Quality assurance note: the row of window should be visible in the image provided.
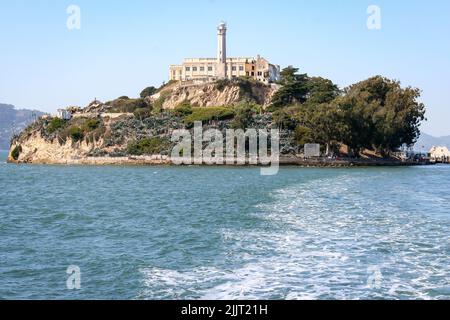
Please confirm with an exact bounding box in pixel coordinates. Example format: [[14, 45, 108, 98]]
[[175, 70, 269, 78], [185, 66, 214, 72], [185, 66, 246, 72]]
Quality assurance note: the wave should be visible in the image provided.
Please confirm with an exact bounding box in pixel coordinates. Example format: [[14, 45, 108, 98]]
[[137, 173, 449, 300]]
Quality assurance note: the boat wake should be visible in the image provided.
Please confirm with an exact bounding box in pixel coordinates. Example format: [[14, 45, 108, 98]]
[[138, 172, 449, 300]]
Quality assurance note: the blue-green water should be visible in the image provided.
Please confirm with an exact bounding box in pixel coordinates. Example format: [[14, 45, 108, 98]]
[[0, 150, 449, 300]]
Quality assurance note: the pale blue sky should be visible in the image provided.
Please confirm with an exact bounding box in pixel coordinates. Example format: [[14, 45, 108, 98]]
[[0, 0, 449, 135]]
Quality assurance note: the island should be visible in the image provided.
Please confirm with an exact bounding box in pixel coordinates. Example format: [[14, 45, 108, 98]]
[[7, 68, 428, 167]]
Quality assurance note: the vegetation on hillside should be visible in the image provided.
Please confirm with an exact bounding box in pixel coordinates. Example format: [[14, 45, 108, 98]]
[[127, 137, 171, 156], [12, 69, 426, 159], [268, 67, 426, 156], [183, 107, 235, 127], [107, 98, 148, 113], [215, 77, 265, 104]]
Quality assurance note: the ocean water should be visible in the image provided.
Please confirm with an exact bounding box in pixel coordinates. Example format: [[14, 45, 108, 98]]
[[0, 150, 449, 300]]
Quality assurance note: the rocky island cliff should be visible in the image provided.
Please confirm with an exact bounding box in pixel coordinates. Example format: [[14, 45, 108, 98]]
[[8, 78, 280, 165], [8, 70, 428, 166]]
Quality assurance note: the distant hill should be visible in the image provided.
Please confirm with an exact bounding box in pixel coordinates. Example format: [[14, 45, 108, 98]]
[[0, 103, 45, 150], [414, 132, 450, 152]]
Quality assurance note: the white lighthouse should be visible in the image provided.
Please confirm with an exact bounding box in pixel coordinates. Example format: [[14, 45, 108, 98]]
[[216, 22, 227, 79]]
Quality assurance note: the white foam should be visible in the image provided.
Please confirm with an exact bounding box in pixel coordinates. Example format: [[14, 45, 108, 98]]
[[138, 173, 449, 300]]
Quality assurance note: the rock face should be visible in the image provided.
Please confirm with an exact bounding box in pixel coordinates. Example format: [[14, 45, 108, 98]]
[[152, 80, 278, 109], [8, 131, 104, 164], [7, 80, 285, 165]]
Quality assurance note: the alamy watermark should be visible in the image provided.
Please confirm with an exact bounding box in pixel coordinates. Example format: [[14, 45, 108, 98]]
[[66, 265, 81, 290], [171, 121, 280, 176], [66, 5, 81, 30], [367, 5, 381, 30], [367, 266, 383, 289]]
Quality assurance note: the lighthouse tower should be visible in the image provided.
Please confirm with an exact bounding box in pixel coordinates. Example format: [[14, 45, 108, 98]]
[[216, 22, 227, 79]]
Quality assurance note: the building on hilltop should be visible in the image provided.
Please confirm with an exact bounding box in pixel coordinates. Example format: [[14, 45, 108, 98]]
[[169, 22, 280, 85]]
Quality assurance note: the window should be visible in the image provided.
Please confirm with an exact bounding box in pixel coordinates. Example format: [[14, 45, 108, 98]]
[[251, 72, 255, 76], [192, 67, 197, 72], [185, 67, 191, 72], [257, 71, 262, 76], [232, 66, 237, 71], [208, 66, 213, 71], [200, 67, 205, 72], [239, 66, 244, 71]]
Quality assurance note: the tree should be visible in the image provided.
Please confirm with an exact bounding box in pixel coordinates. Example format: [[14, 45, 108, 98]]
[[140, 86, 157, 98], [271, 67, 309, 109], [272, 107, 299, 131], [306, 77, 341, 105], [338, 76, 426, 155], [294, 102, 346, 154]]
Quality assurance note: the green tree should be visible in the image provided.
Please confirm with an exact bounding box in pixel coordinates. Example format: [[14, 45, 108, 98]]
[[271, 66, 310, 109], [291, 102, 345, 154], [140, 86, 157, 98], [272, 107, 299, 131], [306, 77, 341, 104], [294, 126, 313, 146], [339, 76, 426, 155]]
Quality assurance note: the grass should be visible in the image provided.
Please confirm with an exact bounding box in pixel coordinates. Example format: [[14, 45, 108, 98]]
[[183, 107, 235, 126], [127, 137, 171, 155]]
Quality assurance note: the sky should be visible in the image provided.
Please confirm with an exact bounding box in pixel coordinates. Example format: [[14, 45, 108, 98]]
[[0, 0, 449, 136]]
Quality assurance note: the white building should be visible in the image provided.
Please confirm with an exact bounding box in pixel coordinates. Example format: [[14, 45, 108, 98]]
[[56, 109, 72, 120], [429, 146, 450, 163], [169, 23, 280, 84]]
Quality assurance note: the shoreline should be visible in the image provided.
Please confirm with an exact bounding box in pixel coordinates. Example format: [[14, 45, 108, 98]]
[[6, 155, 434, 167]]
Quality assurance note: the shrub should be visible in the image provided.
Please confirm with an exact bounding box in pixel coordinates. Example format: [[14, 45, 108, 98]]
[[183, 107, 235, 126], [118, 96, 129, 100], [109, 98, 148, 113], [11, 145, 22, 160], [215, 79, 231, 92], [230, 103, 257, 129], [127, 137, 171, 155], [134, 107, 153, 120], [153, 91, 170, 113], [69, 127, 84, 142], [140, 86, 157, 98], [83, 119, 100, 131], [47, 118, 65, 134], [173, 101, 193, 117]]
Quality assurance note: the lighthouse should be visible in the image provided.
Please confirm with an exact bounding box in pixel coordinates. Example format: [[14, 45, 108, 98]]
[[216, 22, 227, 79]]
